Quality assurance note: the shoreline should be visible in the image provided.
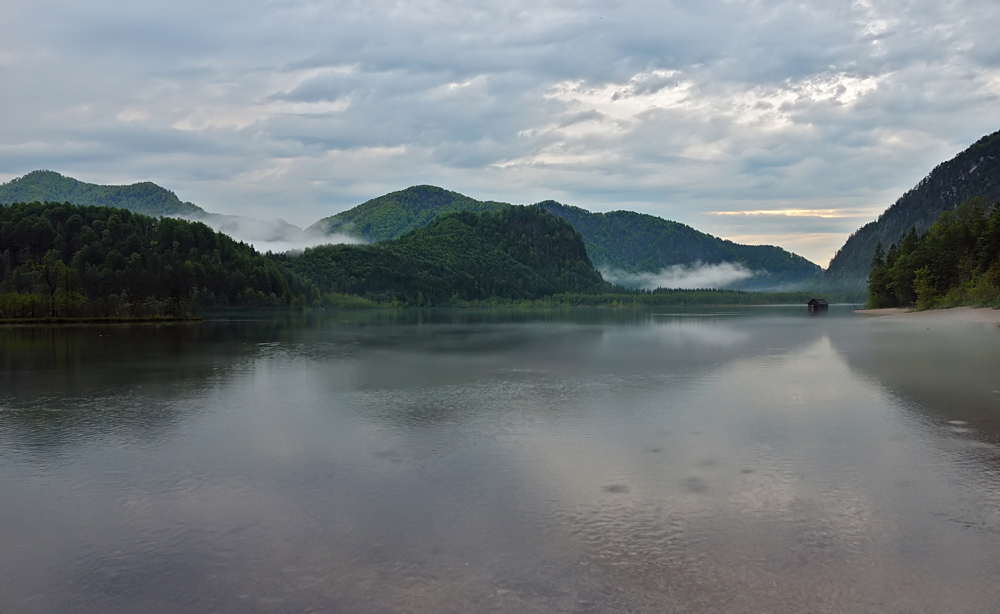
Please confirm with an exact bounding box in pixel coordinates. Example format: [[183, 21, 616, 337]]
[[854, 306, 1000, 324], [0, 316, 203, 326]]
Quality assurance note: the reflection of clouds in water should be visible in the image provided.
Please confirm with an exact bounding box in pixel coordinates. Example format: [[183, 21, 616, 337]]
[[648, 318, 752, 347], [601, 316, 753, 351], [509, 333, 884, 576], [8, 315, 1000, 612]]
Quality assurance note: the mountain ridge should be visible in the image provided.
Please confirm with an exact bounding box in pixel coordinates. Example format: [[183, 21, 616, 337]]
[[0, 170, 205, 217], [309, 185, 822, 289], [0, 170, 306, 246], [536, 200, 822, 290], [1, 170, 824, 290], [826, 129, 1000, 287], [304, 185, 508, 242]]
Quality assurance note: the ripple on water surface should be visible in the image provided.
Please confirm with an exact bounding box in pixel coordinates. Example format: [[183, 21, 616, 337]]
[[1, 310, 1000, 612]]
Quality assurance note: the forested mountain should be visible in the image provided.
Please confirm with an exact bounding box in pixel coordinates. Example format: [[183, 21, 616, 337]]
[[284, 206, 608, 305], [537, 201, 822, 289], [0, 171, 307, 245], [0, 171, 205, 217], [866, 196, 1000, 309], [827, 130, 1000, 288], [0, 201, 612, 317], [309, 186, 821, 289], [4, 172, 827, 292], [0, 202, 316, 318], [305, 185, 508, 242]]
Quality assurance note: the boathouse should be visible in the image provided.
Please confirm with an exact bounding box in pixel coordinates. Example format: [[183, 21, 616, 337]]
[[807, 298, 829, 312]]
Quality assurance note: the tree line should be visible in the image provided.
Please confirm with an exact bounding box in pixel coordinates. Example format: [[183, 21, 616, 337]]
[[0, 202, 317, 318], [2, 200, 854, 320], [866, 196, 1000, 309], [0, 202, 608, 317]]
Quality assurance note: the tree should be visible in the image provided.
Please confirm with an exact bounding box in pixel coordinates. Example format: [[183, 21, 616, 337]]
[[912, 266, 937, 310], [865, 242, 895, 308], [36, 249, 69, 316]]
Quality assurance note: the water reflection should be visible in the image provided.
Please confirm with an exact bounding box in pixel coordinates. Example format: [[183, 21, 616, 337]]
[[1, 307, 999, 612]]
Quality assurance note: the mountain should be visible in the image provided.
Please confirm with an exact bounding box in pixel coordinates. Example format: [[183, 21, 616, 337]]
[[309, 185, 822, 290], [0, 171, 307, 247], [826, 130, 1000, 288], [284, 206, 608, 305], [0, 170, 205, 217], [536, 201, 822, 290], [305, 185, 508, 242]]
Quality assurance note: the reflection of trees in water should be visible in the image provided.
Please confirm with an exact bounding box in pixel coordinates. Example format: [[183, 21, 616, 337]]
[[0, 320, 296, 453], [334, 314, 827, 431], [827, 322, 1000, 440], [0, 310, 834, 451]]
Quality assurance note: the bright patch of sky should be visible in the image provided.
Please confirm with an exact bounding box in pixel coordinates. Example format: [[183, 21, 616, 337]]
[[2, 0, 999, 266]]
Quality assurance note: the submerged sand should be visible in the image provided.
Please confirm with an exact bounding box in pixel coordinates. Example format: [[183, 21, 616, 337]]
[[855, 305, 1000, 324]]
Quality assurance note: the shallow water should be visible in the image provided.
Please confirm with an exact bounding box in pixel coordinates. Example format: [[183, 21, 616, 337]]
[[1, 306, 999, 613]]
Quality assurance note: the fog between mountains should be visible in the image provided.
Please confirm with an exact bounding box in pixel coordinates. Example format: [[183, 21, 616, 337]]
[[599, 262, 756, 290]]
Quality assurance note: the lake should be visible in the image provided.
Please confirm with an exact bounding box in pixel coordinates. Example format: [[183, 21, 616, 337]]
[[1, 306, 999, 613]]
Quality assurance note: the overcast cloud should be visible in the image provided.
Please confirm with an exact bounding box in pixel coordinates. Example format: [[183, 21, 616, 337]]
[[2, 0, 999, 265]]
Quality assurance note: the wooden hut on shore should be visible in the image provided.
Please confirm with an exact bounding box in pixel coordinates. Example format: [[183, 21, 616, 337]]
[[807, 298, 829, 312]]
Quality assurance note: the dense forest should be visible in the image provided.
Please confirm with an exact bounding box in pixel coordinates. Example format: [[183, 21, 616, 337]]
[[284, 206, 609, 306], [829, 130, 1000, 288], [0, 202, 613, 317], [0, 200, 839, 319], [866, 197, 1000, 309], [0, 202, 316, 318], [537, 201, 822, 289]]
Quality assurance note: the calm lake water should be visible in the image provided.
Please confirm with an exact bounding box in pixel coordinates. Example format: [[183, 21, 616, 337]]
[[2, 307, 999, 613]]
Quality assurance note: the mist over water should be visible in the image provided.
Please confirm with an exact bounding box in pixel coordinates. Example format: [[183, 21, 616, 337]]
[[600, 262, 755, 289], [1, 308, 999, 613]]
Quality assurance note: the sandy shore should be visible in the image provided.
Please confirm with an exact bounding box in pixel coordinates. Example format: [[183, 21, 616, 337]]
[[854, 305, 1000, 324]]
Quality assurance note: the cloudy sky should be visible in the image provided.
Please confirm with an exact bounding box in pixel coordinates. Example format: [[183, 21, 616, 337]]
[[2, 0, 999, 265]]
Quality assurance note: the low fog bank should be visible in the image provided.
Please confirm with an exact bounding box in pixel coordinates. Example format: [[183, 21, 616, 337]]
[[859, 306, 1000, 325], [179, 213, 366, 253], [244, 234, 366, 254], [600, 262, 756, 290]]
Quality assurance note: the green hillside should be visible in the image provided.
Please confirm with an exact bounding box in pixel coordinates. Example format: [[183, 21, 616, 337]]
[[827, 130, 1000, 288], [0, 202, 315, 318], [285, 206, 608, 305], [309, 186, 822, 289], [0, 171, 205, 217], [536, 201, 822, 289], [305, 185, 508, 242], [0, 201, 611, 317]]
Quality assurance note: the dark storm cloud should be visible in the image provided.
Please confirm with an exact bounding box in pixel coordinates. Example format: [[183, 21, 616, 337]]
[[2, 0, 999, 264]]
